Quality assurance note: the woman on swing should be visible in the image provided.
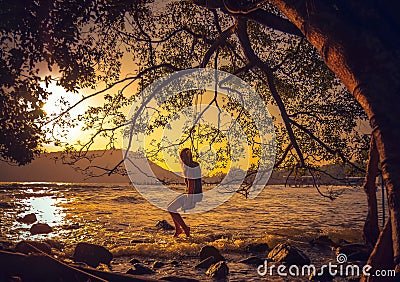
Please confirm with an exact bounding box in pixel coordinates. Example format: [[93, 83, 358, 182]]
[[167, 148, 203, 237]]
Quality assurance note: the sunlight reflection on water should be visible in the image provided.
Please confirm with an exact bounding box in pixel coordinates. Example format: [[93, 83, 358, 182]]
[[20, 196, 65, 224]]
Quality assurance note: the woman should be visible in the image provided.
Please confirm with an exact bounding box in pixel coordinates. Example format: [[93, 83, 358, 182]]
[[167, 148, 203, 237]]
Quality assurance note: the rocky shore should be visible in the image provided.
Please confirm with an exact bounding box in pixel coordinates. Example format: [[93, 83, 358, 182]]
[[0, 231, 371, 282]]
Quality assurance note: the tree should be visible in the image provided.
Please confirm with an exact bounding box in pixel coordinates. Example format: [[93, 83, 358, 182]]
[[0, 0, 147, 164], [262, 1, 400, 278], [1, 0, 395, 278]]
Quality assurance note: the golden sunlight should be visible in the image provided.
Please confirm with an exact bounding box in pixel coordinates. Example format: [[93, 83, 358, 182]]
[[41, 82, 88, 146]]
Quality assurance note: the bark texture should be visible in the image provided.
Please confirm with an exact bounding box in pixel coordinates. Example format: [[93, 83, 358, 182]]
[[268, 0, 400, 272], [361, 219, 394, 282], [363, 136, 380, 247]]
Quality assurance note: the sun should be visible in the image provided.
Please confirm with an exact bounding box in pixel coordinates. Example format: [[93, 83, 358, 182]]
[[42, 82, 85, 116], [41, 82, 88, 146]]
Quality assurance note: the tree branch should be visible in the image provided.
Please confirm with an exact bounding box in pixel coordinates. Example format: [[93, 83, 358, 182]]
[[201, 23, 237, 67], [236, 17, 305, 166], [192, 0, 303, 36], [288, 116, 365, 173]]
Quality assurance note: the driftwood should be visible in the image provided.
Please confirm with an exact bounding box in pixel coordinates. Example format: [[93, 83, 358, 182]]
[[0, 249, 158, 282]]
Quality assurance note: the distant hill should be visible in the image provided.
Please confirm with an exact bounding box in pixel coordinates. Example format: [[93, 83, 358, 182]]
[[0, 150, 183, 183], [1, 150, 341, 185]]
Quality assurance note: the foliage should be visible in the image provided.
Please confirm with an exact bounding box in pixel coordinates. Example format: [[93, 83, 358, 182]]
[[0, 0, 369, 185]]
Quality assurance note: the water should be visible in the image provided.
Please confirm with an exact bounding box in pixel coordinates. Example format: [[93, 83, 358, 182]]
[[0, 182, 387, 281]]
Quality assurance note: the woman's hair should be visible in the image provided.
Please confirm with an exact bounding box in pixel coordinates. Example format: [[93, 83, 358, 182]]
[[180, 148, 193, 166]]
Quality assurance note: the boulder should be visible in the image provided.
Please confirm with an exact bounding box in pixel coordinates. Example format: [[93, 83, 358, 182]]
[[206, 261, 229, 279], [126, 263, 155, 275], [195, 256, 215, 269], [43, 239, 64, 251], [245, 242, 269, 253], [338, 239, 351, 245], [156, 220, 174, 231], [15, 241, 52, 255], [335, 244, 371, 262], [0, 202, 14, 209], [73, 242, 113, 267], [239, 256, 264, 266], [309, 235, 336, 247], [199, 245, 225, 262], [0, 240, 13, 250], [267, 243, 310, 265], [152, 261, 164, 269], [129, 258, 141, 264], [30, 223, 52, 235], [17, 213, 37, 224], [309, 268, 335, 281]]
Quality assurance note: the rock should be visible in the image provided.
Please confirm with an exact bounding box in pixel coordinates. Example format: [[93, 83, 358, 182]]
[[30, 223, 52, 235], [43, 239, 64, 251], [129, 258, 141, 264], [156, 220, 174, 231], [17, 213, 37, 224], [0, 202, 14, 209], [338, 239, 351, 245], [195, 256, 215, 269], [96, 263, 111, 272], [130, 239, 146, 244], [245, 242, 269, 253], [199, 245, 225, 262], [152, 261, 164, 269], [0, 240, 13, 250], [160, 276, 200, 282], [170, 260, 180, 266], [206, 261, 229, 279], [335, 244, 371, 262], [63, 223, 80, 230], [267, 243, 310, 265], [309, 268, 335, 281], [15, 240, 52, 255], [73, 242, 113, 267], [126, 263, 155, 275], [70, 262, 90, 268], [239, 256, 264, 266], [309, 235, 336, 247]]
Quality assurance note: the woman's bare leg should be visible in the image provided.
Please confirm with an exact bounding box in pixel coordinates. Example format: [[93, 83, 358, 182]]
[[167, 195, 190, 237], [169, 212, 190, 237], [170, 214, 183, 237]]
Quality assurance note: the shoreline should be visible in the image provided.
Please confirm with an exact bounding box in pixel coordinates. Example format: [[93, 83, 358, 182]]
[[0, 232, 368, 281]]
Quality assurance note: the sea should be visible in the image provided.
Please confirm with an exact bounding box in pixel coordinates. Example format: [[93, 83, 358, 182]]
[[0, 182, 388, 281]]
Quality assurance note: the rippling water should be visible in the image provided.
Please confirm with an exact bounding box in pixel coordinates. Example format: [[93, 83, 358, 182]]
[[0, 182, 387, 281]]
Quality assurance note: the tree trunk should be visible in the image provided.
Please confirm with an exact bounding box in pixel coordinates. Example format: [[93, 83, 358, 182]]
[[268, 0, 400, 272], [361, 218, 394, 282], [363, 136, 380, 247]]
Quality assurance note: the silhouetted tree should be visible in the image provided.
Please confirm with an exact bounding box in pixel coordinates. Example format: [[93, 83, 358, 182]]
[[2, 0, 397, 278]]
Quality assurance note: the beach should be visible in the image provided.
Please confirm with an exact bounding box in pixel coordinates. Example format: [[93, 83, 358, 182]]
[[0, 183, 385, 281]]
